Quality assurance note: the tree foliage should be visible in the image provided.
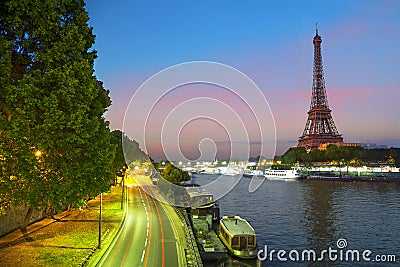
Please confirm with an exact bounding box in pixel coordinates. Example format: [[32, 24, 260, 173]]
[[120, 132, 148, 165], [110, 130, 148, 174], [0, 0, 115, 216], [282, 145, 400, 167], [161, 163, 190, 185]]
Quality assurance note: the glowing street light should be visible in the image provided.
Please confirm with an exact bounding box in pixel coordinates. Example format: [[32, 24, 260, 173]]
[[34, 150, 42, 158]]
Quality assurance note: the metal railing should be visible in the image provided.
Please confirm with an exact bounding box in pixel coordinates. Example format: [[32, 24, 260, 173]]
[[174, 207, 203, 267]]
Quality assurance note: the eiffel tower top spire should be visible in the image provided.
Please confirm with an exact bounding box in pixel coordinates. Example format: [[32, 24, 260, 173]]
[[311, 24, 328, 109], [298, 26, 343, 150]]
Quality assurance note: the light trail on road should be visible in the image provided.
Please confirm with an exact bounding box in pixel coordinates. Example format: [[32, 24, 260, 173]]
[[97, 185, 179, 267]]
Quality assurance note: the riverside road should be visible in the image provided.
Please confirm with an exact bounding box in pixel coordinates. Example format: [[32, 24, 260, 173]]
[[98, 184, 185, 267]]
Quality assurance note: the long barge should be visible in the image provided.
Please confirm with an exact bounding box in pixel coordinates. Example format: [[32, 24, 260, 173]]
[[184, 184, 259, 261], [307, 175, 400, 182], [186, 187, 228, 262]]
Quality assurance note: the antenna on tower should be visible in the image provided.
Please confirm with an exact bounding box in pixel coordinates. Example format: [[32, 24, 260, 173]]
[[316, 22, 318, 35]]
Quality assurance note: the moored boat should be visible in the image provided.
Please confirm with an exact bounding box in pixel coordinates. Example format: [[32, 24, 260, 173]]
[[217, 215, 257, 259], [192, 214, 227, 261], [243, 169, 264, 178], [264, 169, 301, 180], [188, 188, 228, 261]]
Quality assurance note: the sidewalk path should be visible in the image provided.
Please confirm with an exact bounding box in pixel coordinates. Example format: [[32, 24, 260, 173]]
[[0, 187, 124, 267], [0, 211, 72, 249]]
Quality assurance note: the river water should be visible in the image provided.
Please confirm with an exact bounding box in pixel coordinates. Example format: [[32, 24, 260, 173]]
[[193, 174, 400, 266]]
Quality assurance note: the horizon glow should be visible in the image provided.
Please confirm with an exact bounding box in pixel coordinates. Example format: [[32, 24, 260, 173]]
[[86, 0, 400, 159]]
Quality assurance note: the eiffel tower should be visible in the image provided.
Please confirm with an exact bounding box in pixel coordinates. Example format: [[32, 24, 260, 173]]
[[298, 26, 343, 150]]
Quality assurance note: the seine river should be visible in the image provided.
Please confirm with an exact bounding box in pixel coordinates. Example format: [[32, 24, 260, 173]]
[[193, 174, 400, 266]]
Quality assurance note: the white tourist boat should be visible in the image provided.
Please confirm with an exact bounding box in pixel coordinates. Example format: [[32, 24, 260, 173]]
[[264, 169, 302, 180]]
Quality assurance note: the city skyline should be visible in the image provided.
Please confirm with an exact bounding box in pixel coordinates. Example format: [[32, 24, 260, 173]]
[[86, 0, 400, 159]]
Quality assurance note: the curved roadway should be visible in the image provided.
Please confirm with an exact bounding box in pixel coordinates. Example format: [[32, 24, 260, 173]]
[[98, 184, 185, 267]]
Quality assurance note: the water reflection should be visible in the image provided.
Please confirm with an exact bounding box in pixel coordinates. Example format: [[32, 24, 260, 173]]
[[193, 174, 400, 267], [304, 181, 337, 249], [303, 181, 339, 267]]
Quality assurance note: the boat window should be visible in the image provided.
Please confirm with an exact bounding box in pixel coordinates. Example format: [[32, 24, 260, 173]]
[[248, 236, 254, 246], [240, 236, 247, 249], [232, 237, 239, 246]]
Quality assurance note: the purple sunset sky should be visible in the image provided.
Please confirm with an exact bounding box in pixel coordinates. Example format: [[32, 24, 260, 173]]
[[86, 1, 400, 160]]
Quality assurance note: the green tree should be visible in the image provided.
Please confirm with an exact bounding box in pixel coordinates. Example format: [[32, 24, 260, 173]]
[[121, 133, 148, 165], [325, 144, 341, 162], [162, 163, 190, 185], [308, 148, 326, 163], [389, 148, 400, 167], [341, 146, 360, 163], [281, 147, 308, 165], [110, 130, 128, 174], [338, 146, 360, 174], [110, 130, 148, 177], [0, 0, 115, 229]]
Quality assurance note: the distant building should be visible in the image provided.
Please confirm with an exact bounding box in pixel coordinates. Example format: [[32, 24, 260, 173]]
[[361, 143, 388, 149], [318, 142, 361, 150]]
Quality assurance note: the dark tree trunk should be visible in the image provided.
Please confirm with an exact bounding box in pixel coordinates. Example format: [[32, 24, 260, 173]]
[[20, 206, 33, 233], [46, 206, 56, 220]]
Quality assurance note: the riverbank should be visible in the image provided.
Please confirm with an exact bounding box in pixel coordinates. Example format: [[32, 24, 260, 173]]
[[0, 186, 124, 267], [304, 171, 400, 182], [306, 174, 400, 182]]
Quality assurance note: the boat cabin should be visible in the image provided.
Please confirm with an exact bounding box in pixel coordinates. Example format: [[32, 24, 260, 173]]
[[218, 215, 257, 258]]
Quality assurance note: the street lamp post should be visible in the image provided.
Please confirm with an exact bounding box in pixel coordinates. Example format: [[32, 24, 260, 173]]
[[121, 165, 126, 210], [98, 193, 102, 249], [121, 176, 124, 209]]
